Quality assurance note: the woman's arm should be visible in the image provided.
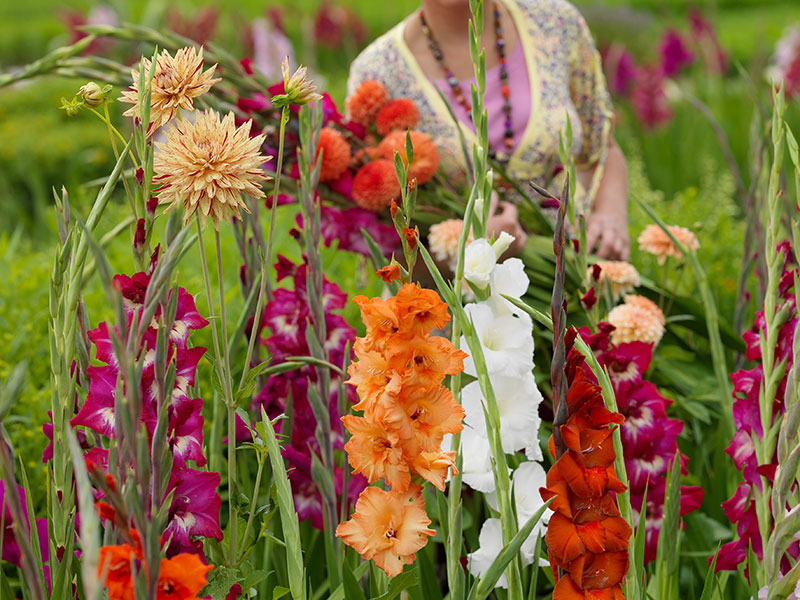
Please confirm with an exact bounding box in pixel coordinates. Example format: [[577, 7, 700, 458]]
[[578, 136, 629, 260]]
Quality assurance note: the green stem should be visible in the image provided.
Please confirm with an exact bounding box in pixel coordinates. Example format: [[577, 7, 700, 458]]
[[239, 450, 266, 556], [264, 105, 290, 300], [216, 229, 238, 564], [195, 218, 237, 564]]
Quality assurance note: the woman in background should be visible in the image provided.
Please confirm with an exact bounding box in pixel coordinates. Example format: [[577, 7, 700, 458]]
[[347, 0, 629, 260]]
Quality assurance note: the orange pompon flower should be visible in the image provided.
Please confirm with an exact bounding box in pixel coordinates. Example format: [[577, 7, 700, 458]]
[[637, 224, 699, 264], [375, 98, 420, 135], [377, 130, 440, 185], [316, 127, 352, 182], [376, 264, 402, 284], [346, 80, 388, 125], [607, 296, 665, 346], [540, 331, 631, 599], [156, 553, 213, 599], [352, 160, 400, 211], [336, 485, 435, 577], [119, 47, 220, 134]]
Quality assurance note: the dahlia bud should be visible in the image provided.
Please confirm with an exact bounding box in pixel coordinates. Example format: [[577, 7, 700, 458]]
[[78, 82, 105, 107], [274, 57, 322, 107]]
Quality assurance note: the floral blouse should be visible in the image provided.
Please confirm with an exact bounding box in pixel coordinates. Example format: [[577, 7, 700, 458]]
[[347, 0, 614, 213]]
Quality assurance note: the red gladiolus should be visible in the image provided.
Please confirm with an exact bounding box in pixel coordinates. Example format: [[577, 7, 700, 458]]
[[540, 332, 632, 598]]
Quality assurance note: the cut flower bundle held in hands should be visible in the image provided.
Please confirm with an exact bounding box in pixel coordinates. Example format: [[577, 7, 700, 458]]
[[2, 1, 800, 599]]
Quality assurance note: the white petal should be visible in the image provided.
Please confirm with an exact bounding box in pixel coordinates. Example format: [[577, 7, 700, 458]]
[[468, 519, 507, 588]]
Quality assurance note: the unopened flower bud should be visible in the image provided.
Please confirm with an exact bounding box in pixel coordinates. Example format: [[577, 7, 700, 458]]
[[134, 218, 146, 251], [147, 196, 158, 215], [59, 97, 82, 117], [79, 82, 105, 107], [275, 57, 322, 107]]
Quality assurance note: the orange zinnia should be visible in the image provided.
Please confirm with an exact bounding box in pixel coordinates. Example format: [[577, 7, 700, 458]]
[[336, 485, 435, 577], [540, 329, 632, 599]]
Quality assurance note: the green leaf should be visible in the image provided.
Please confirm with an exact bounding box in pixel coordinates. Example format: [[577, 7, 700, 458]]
[[201, 565, 245, 599], [273, 587, 291, 600], [342, 558, 368, 600], [373, 567, 419, 600], [633, 482, 649, 599], [328, 561, 370, 600], [699, 545, 720, 600], [655, 454, 682, 599]]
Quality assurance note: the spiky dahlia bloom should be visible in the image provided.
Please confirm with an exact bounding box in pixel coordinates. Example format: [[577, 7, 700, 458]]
[[637, 224, 699, 264], [428, 219, 473, 271], [153, 110, 270, 229], [590, 261, 641, 301], [119, 47, 220, 134], [607, 295, 665, 345]]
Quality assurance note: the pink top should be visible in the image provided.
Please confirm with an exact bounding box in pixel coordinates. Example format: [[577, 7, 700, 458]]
[[434, 41, 530, 156]]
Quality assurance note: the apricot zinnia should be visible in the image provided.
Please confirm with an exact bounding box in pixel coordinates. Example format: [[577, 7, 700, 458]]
[[336, 485, 435, 577]]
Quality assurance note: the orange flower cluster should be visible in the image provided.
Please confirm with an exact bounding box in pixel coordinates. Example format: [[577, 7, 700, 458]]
[[98, 533, 212, 600], [336, 283, 467, 576], [540, 332, 632, 599], [345, 80, 440, 212]]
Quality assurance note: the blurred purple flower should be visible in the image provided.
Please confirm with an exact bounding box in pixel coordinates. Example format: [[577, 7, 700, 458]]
[[659, 30, 694, 78]]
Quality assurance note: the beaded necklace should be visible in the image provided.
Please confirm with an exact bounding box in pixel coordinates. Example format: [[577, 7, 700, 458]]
[[419, 2, 513, 165]]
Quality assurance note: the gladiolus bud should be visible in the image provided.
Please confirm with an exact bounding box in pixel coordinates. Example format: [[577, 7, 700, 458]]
[[134, 219, 146, 252], [403, 227, 417, 249], [146, 196, 158, 215], [376, 264, 402, 284]]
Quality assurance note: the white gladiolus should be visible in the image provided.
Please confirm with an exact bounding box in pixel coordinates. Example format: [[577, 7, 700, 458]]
[[461, 372, 542, 455], [492, 231, 515, 259], [459, 428, 497, 493], [464, 239, 496, 290], [468, 519, 508, 588], [490, 258, 530, 316], [461, 301, 533, 377]]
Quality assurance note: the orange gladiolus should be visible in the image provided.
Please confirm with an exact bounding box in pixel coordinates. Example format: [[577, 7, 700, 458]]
[[156, 553, 213, 599], [540, 330, 632, 599], [339, 283, 466, 576], [98, 535, 211, 600], [336, 485, 435, 578]]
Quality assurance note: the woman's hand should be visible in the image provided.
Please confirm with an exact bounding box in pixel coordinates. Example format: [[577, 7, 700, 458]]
[[580, 136, 630, 261], [586, 208, 629, 260], [486, 194, 528, 257]]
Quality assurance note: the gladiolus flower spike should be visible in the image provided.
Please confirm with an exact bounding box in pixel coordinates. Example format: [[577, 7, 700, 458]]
[[336, 283, 467, 577], [540, 329, 632, 599]]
